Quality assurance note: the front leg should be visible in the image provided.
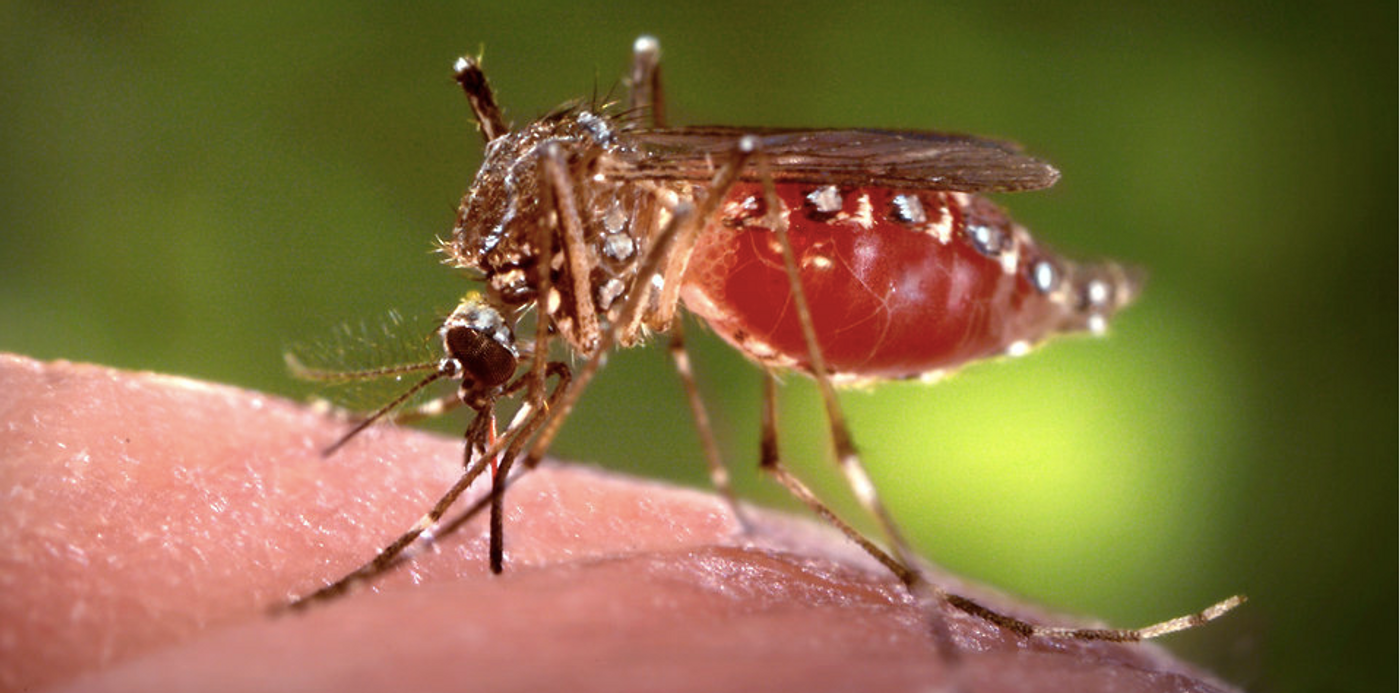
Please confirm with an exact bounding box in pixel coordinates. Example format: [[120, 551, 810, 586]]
[[539, 143, 602, 355]]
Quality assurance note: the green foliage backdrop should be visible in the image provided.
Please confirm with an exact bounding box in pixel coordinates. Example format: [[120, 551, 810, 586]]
[[1, 2, 1392, 691]]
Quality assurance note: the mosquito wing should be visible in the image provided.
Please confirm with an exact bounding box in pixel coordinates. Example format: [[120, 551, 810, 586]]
[[616, 127, 1059, 192]]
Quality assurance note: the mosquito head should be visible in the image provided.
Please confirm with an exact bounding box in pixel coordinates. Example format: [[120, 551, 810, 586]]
[[440, 293, 519, 393]]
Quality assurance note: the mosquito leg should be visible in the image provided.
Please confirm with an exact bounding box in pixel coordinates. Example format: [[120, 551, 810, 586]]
[[487, 405, 525, 575], [757, 373, 917, 585], [279, 402, 499, 612], [466, 137, 593, 571], [667, 319, 748, 529], [541, 143, 601, 355], [280, 359, 577, 610], [752, 155, 918, 569], [480, 326, 554, 574], [518, 137, 759, 472], [486, 362, 572, 573], [759, 383, 1247, 644], [756, 371, 963, 661], [477, 137, 761, 573], [469, 140, 595, 576], [629, 35, 665, 127], [747, 138, 1248, 641], [946, 592, 1247, 642]]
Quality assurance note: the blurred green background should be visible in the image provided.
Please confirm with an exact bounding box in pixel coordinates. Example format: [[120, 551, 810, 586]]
[[1, 2, 1392, 690]]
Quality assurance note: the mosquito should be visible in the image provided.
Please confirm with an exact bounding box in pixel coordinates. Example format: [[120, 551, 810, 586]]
[[282, 36, 1243, 645]]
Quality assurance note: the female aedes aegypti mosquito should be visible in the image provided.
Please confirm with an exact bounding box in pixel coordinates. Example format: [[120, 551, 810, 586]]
[[284, 36, 1244, 648]]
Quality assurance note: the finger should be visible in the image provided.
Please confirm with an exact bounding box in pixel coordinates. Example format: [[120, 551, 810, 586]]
[[0, 354, 1237, 693]]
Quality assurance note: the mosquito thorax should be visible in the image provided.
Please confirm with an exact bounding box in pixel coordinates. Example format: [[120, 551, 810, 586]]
[[439, 294, 518, 392], [442, 107, 661, 353]]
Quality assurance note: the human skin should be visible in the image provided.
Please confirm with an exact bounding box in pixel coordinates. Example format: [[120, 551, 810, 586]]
[[0, 354, 1237, 692]]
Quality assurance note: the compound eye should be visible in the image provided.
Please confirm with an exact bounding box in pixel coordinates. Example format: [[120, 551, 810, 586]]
[[444, 325, 517, 387]]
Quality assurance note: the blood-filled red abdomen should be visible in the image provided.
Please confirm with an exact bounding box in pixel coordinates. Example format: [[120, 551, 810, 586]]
[[680, 183, 1135, 380]]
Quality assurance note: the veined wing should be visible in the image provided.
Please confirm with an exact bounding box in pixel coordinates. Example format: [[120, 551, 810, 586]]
[[613, 127, 1059, 192]]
